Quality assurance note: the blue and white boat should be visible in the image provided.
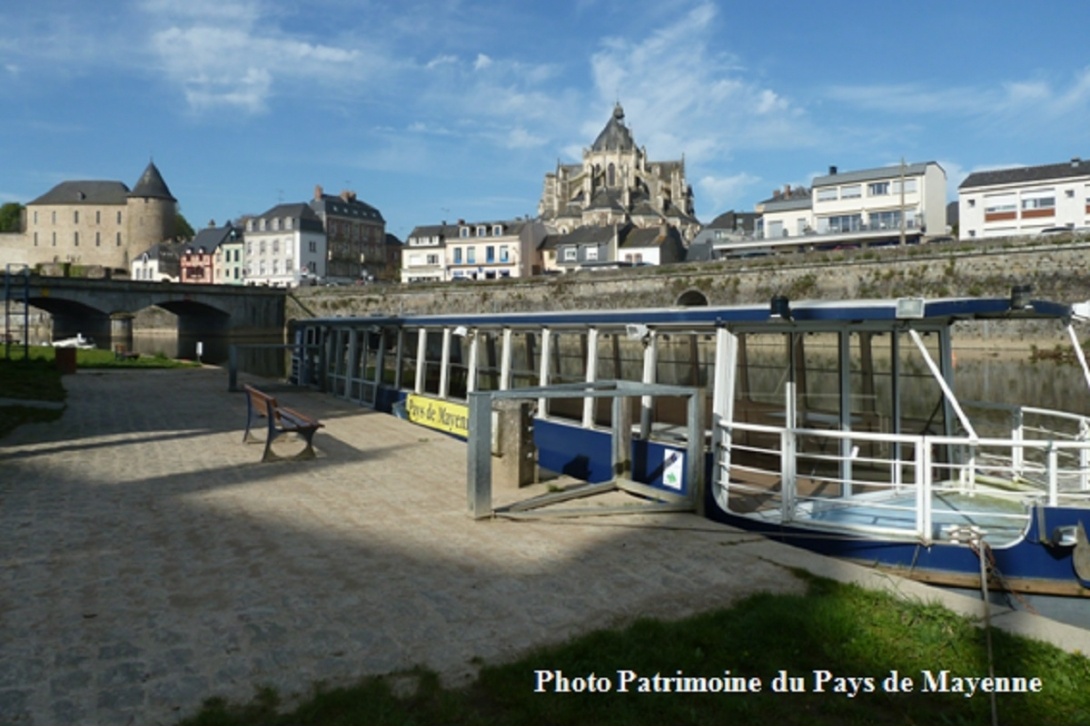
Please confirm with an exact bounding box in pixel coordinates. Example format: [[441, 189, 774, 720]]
[[290, 292, 1090, 597]]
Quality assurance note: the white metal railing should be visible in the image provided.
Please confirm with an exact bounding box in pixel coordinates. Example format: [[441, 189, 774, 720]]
[[718, 418, 1090, 545]]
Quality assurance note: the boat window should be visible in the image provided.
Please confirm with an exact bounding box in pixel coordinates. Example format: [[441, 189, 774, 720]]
[[449, 331, 471, 400], [595, 332, 644, 381], [508, 331, 540, 389], [400, 330, 418, 391], [546, 331, 589, 419], [654, 333, 713, 387], [475, 331, 502, 392], [422, 330, 444, 395], [740, 333, 790, 407], [381, 329, 399, 389]]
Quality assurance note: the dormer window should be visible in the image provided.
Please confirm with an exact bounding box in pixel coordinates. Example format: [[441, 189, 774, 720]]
[[460, 227, 469, 238], [286, 217, 294, 230], [476, 225, 486, 237], [492, 224, 503, 236]]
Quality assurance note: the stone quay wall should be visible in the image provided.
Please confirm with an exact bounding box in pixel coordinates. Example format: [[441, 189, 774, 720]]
[[292, 239, 1090, 343]]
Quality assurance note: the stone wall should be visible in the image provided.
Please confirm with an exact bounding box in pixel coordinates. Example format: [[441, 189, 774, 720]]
[[291, 239, 1090, 332]]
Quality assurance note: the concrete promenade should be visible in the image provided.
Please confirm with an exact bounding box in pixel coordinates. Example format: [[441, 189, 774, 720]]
[[1, 368, 1087, 724]]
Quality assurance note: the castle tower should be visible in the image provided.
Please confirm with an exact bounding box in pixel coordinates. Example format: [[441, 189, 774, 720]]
[[125, 161, 177, 267]]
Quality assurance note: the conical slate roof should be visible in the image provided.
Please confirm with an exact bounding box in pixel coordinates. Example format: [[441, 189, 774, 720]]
[[129, 161, 176, 201], [591, 103, 635, 153]]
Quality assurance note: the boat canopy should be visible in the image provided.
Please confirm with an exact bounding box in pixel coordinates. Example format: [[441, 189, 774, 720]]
[[303, 295, 1073, 329]]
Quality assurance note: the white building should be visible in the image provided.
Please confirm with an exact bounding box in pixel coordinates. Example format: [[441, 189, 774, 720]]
[[445, 219, 546, 280], [244, 203, 326, 287], [401, 223, 451, 283], [752, 162, 947, 250], [958, 157, 1090, 240], [810, 162, 946, 241]]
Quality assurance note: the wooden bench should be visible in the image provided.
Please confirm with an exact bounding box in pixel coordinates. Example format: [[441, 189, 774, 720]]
[[242, 384, 324, 462]]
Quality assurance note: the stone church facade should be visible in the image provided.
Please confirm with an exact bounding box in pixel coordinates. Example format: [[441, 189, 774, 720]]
[[9, 161, 177, 273], [537, 104, 699, 241]]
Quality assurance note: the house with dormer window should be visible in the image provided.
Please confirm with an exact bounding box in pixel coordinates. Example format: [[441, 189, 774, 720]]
[[244, 203, 326, 287]]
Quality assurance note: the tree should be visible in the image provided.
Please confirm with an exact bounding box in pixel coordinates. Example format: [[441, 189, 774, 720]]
[[0, 202, 24, 233], [175, 212, 195, 241]]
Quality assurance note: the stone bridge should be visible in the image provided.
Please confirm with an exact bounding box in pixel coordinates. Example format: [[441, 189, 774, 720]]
[[5, 274, 286, 356]]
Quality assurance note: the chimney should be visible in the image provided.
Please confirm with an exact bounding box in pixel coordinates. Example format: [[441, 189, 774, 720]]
[[1072, 158, 1081, 168], [207, 219, 216, 228], [314, 184, 324, 200], [784, 184, 791, 196], [773, 189, 781, 199], [829, 165, 838, 175]]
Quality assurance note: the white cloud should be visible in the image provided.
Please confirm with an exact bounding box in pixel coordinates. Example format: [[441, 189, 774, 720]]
[[698, 172, 762, 212], [584, 1, 805, 163], [143, 1, 374, 114], [474, 53, 493, 71]]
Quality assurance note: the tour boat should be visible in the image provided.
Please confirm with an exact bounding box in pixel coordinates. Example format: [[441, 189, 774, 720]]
[[289, 292, 1090, 597]]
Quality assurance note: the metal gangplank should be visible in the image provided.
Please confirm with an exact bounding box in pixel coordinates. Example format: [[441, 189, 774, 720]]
[[466, 380, 706, 520]]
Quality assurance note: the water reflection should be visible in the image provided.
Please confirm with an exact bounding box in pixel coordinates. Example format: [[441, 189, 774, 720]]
[[133, 331, 286, 377]]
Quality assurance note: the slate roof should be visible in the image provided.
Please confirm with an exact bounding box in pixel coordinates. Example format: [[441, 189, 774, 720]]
[[310, 193, 385, 223], [590, 103, 636, 153], [29, 181, 130, 206], [959, 157, 1090, 189], [253, 203, 325, 233], [813, 162, 934, 188], [540, 223, 629, 250], [129, 161, 176, 201], [189, 224, 240, 252], [704, 210, 758, 233], [621, 225, 686, 263], [407, 224, 458, 243]]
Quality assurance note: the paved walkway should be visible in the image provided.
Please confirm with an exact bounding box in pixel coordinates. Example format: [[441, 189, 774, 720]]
[[1, 368, 1087, 724]]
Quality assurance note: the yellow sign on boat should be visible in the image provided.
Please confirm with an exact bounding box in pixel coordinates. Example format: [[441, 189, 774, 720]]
[[405, 393, 470, 437]]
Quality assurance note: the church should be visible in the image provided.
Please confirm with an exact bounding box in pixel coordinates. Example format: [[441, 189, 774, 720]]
[[537, 103, 699, 241]]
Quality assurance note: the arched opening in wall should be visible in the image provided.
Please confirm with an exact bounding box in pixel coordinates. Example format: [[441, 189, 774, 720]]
[[675, 289, 708, 307]]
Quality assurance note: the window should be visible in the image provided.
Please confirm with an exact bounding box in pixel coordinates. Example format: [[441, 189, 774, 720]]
[[117, 211, 122, 224], [891, 179, 918, 194], [1021, 190, 1055, 217], [840, 185, 861, 199], [453, 248, 462, 264], [272, 239, 280, 254], [309, 240, 317, 252], [486, 246, 495, 263], [73, 210, 79, 223], [460, 227, 469, 238], [95, 232, 100, 246], [260, 240, 266, 254], [285, 217, 294, 230], [426, 253, 439, 265], [984, 194, 1017, 221], [868, 181, 890, 196], [492, 224, 502, 236], [476, 225, 486, 237], [816, 188, 837, 202], [96, 210, 101, 224], [586, 247, 599, 261], [73, 231, 79, 246], [499, 246, 509, 263], [563, 247, 577, 261], [467, 247, 476, 264]]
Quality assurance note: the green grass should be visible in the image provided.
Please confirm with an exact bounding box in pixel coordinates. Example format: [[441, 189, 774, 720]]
[[183, 578, 1090, 725], [0, 349, 196, 438], [3, 345, 200, 369]]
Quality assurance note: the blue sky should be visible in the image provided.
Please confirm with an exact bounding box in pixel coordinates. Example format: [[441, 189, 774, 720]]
[[3, 0, 1090, 240]]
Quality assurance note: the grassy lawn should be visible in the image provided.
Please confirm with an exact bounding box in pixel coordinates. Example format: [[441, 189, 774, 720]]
[[185, 577, 1090, 725], [0, 348, 198, 438]]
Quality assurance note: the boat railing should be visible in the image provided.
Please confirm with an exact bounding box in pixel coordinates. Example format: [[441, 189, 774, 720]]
[[719, 419, 1090, 544], [962, 400, 1090, 488]]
